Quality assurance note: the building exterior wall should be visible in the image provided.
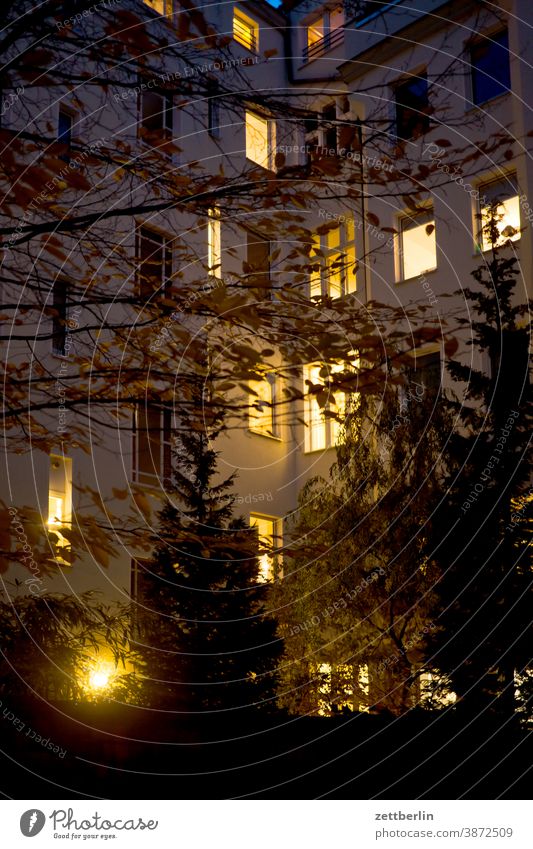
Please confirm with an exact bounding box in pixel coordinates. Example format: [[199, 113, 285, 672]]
[[1, 0, 530, 617]]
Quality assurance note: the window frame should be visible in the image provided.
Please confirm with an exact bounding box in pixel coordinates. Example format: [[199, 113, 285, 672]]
[[248, 372, 280, 439], [138, 81, 174, 149], [310, 219, 357, 298], [58, 107, 74, 163], [47, 453, 73, 559], [132, 403, 172, 488], [249, 513, 282, 582], [394, 72, 430, 142], [405, 349, 442, 399], [397, 208, 437, 282], [137, 226, 172, 301], [304, 6, 344, 64], [233, 8, 259, 53], [469, 28, 511, 107], [142, 0, 177, 18], [246, 228, 272, 298], [245, 109, 276, 170], [51, 278, 68, 356], [207, 80, 221, 138], [207, 207, 222, 278], [303, 362, 346, 453], [476, 175, 520, 252]]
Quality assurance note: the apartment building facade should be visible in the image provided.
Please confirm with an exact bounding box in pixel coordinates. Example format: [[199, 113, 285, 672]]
[[1, 0, 531, 708]]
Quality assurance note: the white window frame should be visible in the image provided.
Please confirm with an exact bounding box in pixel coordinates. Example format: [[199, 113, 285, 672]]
[[207, 207, 222, 278], [248, 373, 280, 438], [303, 362, 346, 453], [477, 176, 520, 252], [310, 219, 357, 298], [397, 208, 437, 282], [250, 514, 282, 582], [138, 83, 174, 151], [245, 110, 276, 170], [132, 404, 172, 487], [48, 454, 73, 558], [137, 226, 172, 300]]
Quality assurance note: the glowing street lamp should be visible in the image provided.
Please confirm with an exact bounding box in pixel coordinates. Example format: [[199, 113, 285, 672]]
[[84, 661, 115, 695]]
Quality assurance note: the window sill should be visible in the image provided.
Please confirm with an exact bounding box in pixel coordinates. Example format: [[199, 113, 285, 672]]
[[474, 235, 520, 256], [303, 444, 336, 455], [465, 90, 510, 114], [245, 156, 275, 173], [396, 266, 437, 285], [249, 428, 282, 442]]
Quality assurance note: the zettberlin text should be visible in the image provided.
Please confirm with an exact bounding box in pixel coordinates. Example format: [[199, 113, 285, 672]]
[[375, 811, 434, 821]]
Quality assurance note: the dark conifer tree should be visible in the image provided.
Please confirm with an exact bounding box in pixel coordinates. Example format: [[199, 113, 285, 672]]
[[138, 375, 280, 713], [426, 205, 533, 719]]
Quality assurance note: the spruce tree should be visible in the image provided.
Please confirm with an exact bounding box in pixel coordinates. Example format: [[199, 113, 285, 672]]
[[426, 205, 533, 719], [138, 377, 280, 713]]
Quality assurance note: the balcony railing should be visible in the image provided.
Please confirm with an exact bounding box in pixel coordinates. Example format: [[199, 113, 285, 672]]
[[303, 26, 344, 64]]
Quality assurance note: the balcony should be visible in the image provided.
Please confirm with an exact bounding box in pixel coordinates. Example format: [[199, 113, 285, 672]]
[[303, 25, 344, 64]]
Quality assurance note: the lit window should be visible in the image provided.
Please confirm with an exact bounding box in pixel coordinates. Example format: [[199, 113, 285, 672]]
[[245, 110, 275, 169], [133, 405, 172, 487], [58, 108, 73, 162], [48, 454, 72, 555], [303, 362, 346, 452], [139, 85, 173, 146], [233, 9, 258, 52], [250, 514, 281, 582], [52, 278, 67, 355], [395, 74, 429, 141], [399, 210, 437, 281], [478, 177, 520, 251], [316, 663, 356, 716], [137, 227, 172, 300], [143, 0, 175, 16], [310, 220, 357, 298], [249, 373, 279, 437], [207, 207, 221, 278], [470, 29, 511, 106], [304, 7, 344, 63]]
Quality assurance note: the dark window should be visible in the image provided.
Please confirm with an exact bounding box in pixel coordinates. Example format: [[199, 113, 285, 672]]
[[322, 104, 338, 152], [409, 351, 441, 397], [247, 231, 271, 297], [133, 404, 172, 486], [58, 109, 73, 162], [137, 228, 172, 300], [208, 82, 221, 137], [130, 558, 153, 635], [470, 30, 511, 105], [52, 278, 67, 355], [395, 74, 429, 141], [139, 87, 173, 142]]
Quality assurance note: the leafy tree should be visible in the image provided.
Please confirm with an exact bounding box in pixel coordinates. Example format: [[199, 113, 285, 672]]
[[138, 377, 281, 712], [272, 374, 449, 716], [424, 206, 533, 719], [0, 589, 139, 703]]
